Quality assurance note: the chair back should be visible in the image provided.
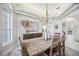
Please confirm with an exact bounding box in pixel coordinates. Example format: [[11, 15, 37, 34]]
[[60, 32, 65, 56], [49, 35, 60, 56], [18, 37, 29, 56], [53, 33, 61, 42], [54, 33, 60, 38], [19, 37, 23, 47]]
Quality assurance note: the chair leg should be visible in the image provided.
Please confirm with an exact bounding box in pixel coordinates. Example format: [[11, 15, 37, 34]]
[[49, 47, 52, 56]]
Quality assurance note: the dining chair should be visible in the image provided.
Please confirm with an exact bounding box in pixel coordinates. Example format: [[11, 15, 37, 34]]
[[18, 37, 29, 56], [49, 36, 60, 56], [43, 33, 61, 56], [59, 32, 65, 56]]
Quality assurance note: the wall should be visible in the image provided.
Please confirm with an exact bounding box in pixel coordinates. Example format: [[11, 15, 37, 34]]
[[16, 13, 42, 40], [0, 4, 3, 55], [46, 18, 63, 37], [0, 4, 17, 56], [63, 8, 79, 52]]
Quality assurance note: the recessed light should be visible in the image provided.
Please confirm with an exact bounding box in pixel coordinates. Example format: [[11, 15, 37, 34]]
[[58, 12, 61, 15], [56, 7, 60, 9]]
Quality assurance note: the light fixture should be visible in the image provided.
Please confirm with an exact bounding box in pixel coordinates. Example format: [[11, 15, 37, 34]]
[[56, 7, 61, 15], [56, 7, 60, 9], [45, 3, 48, 23]]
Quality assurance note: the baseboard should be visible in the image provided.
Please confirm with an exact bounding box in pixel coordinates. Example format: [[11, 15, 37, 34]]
[[1, 46, 15, 56]]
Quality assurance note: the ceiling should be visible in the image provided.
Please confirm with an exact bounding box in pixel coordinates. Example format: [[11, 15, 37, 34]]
[[13, 3, 73, 18]]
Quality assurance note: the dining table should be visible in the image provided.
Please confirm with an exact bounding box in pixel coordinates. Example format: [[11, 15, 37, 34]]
[[22, 37, 60, 56]]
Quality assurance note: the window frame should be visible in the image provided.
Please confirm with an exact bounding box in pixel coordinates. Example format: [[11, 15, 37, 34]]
[[2, 4, 13, 47]]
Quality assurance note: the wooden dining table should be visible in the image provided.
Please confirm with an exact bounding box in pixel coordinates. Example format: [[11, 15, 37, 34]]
[[22, 37, 53, 56], [22, 37, 52, 56]]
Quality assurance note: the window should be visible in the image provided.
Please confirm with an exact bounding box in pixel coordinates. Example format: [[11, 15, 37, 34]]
[[2, 4, 12, 46]]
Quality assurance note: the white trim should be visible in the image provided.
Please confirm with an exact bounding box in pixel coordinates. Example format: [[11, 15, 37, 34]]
[[2, 3, 13, 47]]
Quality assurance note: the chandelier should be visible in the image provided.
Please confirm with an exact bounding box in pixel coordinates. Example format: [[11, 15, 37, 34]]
[[45, 3, 48, 23]]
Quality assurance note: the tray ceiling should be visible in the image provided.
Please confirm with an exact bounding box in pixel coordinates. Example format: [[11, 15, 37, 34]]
[[13, 3, 73, 18]]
